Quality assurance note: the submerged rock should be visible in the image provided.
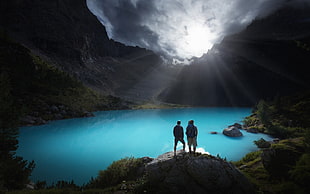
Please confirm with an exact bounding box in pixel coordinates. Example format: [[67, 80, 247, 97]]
[[223, 126, 243, 137]]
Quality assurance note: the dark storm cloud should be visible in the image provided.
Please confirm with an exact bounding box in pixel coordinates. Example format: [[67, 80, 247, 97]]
[[87, 0, 161, 51], [87, 0, 310, 59]]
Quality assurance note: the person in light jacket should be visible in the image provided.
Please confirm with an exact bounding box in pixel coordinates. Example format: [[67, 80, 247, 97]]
[[186, 120, 198, 154]]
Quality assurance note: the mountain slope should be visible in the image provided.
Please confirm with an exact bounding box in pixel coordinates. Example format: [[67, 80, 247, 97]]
[[159, 5, 310, 106], [0, 33, 126, 125], [0, 0, 164, 101]]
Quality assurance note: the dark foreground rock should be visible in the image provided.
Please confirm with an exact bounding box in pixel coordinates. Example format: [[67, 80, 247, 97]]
[[143, 151, 254, 194]]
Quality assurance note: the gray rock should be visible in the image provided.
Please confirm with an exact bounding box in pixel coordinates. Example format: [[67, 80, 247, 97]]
[[50, 105, 59, 113], [223, 126, 243, 137], [83, 111, 94, 117], [20, 115, 36, 124], [247, 128, 259, 133], [54, 114, 63, 120], [145, 151, 254, 194], [20, 115, 46, 125], [229, 123, 243, 129]]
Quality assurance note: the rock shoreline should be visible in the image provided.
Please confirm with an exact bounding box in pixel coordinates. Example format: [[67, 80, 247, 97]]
[[222, 122, 263, 137], [19, 104, 94, 126]]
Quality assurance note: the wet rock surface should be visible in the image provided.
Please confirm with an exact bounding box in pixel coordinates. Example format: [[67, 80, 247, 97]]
[[223, 126, 243, 137]]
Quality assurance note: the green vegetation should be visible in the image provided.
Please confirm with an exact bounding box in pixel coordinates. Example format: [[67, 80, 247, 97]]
[[236, 92, 310, 193], [254, 138, 271, 148], [233, 151, 263, 167], [234, 138, 308, 193], [133, 102, 189, 109], [0, 68, 35, 190], [243, 92, 310, 138], [0, 32, 127, 192], [86, 157, 146, 191], [4, 189, 107, 194], [0, 32, 127, 125]]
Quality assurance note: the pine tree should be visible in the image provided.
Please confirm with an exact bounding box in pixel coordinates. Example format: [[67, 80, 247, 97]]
[[0, 72, 35, 190], [256, 100, 271, 127]]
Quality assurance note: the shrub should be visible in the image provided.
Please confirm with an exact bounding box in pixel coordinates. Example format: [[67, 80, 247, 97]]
[[256, 100, 271, 127], [243, 115, 258, 128], [290, 153, 310, 188], [0, 72, 35, 190], [233, 151, 262, 167], [267, 124, 294, 138], [254, 138, 271, 148], [88, 157, 144, 189], [261, 140, 304, 179]]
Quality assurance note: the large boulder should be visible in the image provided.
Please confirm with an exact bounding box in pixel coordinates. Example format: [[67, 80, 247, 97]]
[[223, 126, 243, 137], [144, 151, 254, 194]]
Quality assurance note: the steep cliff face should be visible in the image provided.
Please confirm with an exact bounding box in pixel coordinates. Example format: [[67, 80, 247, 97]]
[[158, 6, 310, 106], [0, 0, 163, 99]]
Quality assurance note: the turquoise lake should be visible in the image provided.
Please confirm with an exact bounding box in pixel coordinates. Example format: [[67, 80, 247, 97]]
[[18, 108, 272, 185]]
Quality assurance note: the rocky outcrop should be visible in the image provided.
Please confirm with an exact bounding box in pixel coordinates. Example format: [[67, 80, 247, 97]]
[[246, 127, 259, 133], [223, 126, 243, 137], [144, 151, 254, 194], [261, 138, 305, 178], [19, 103, 94, 126]]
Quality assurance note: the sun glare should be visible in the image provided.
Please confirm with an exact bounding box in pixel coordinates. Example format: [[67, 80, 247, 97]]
[[182, 23, 215, 58]]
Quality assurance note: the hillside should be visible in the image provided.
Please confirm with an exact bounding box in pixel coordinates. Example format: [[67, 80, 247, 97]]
[[158, 5, 310, 106], [0, 33, 126, 125], [233, 92, 310, 193], [2, 1, 308, 107], [0, 0, 167, 102]]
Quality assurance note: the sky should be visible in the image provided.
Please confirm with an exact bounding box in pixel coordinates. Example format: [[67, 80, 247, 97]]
[[86, 0, 309, 61]]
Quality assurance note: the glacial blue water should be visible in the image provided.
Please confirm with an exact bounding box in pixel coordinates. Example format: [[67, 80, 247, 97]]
[[18, 108, 272, 185]]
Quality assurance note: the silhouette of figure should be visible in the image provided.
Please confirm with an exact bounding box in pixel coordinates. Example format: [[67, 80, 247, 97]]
[[173, 120, 185, 156], [186, 120, 198, 154]]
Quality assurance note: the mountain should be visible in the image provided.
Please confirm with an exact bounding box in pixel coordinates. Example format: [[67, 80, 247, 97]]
[[0, 0, 166, 102], [158, 5, 310, 106], [0, 33, 129, 125], [1, 1, 309, 108]]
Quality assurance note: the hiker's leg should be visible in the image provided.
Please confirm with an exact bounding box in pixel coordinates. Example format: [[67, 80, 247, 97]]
[[181, 139, 185, 151], [174, 139, 178, 155]]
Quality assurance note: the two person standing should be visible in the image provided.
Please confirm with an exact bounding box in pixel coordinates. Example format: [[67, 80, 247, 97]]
[[173, 120, 198, 155]]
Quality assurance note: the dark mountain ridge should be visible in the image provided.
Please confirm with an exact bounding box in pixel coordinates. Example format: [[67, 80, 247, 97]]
[[0, 0, 164, 99], [1, 0, 309, 107]]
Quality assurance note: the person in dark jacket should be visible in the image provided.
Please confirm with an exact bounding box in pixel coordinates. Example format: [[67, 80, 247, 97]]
[[186, 120, 198, 154], [173, 120, 185, 156]]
